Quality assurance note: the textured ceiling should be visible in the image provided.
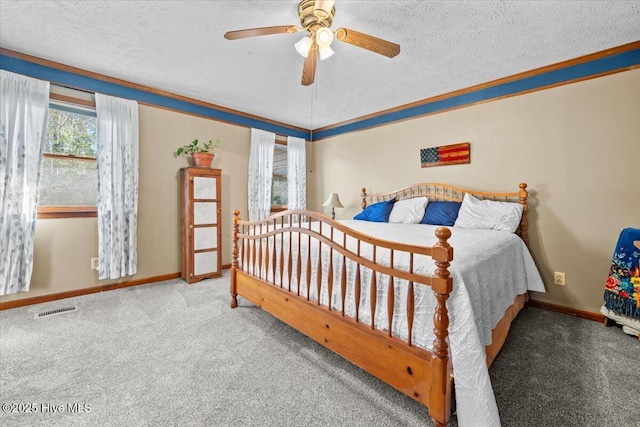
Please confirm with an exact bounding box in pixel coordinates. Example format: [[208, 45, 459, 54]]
[[1, 1, 639, 130]]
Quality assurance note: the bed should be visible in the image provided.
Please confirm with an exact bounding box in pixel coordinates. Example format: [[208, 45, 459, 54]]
[[230, 183, 544, 426]]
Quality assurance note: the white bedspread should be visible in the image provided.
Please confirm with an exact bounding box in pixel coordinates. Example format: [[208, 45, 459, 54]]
[[244, 220, 545, 426]]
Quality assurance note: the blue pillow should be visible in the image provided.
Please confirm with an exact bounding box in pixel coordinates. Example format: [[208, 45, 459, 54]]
[[354, 198, 396, 222], [420, 201, 462, 226]]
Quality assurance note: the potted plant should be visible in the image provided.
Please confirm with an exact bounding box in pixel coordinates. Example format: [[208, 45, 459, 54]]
[[175, 138, 220, 168]]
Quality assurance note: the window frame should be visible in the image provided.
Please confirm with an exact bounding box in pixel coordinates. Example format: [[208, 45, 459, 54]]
[[270, 137, 288, 213], [37, 92, 98, 219]]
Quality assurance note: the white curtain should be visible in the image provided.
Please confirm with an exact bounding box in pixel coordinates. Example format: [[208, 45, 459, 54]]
[[287, 136, 306, 210], [0, 71, 50, 295], [95, 93, 139, 280], [248, 128, 275, 221]]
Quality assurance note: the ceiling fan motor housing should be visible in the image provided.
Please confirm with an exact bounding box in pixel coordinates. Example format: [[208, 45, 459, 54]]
[[298, 0, 335, 32]]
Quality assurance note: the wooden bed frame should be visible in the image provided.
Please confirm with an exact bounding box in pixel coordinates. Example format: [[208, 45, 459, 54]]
[[230, 183, 529, 426]]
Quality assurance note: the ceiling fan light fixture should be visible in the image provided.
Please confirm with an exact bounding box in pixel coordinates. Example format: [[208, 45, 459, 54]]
[[315, 27, 334, 48], [319, 45, 334, 60], [225, 1, 401, 86], [294, 36, 312, 57], [313, 0, 335, 20]]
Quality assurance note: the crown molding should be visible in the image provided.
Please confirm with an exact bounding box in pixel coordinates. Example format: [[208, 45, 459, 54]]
[[0, 48, 310, 139], [2, 41, 639, 142], [311, 41, 640, 140]]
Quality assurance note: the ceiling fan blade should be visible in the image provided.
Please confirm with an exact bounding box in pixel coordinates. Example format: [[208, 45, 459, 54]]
[[301, 45, 318, 86], [335, 28, 400, 58], [224, 25, 297, 40]]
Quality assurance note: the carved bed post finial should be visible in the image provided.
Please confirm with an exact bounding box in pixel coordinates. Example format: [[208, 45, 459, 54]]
[[231, 209, 240, 308], [518, 183, 529, 247], [430, 227, 454, 427], [361, 187, 367, 210]]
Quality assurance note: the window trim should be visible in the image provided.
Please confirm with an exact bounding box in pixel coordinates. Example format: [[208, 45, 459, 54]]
[[43, 152, 97, 161], [50, 92, 95, 109], [38, 92, 98, 219], [270, 205, 288, 213], [271, 137, 288, 212], [38, 206, 97, 219]]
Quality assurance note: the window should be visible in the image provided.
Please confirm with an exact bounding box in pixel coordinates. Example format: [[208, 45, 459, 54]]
[[271, 142, 287, 211], [37, 101, 98, 218]]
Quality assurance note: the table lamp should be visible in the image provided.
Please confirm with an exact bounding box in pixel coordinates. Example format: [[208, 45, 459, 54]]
[[322, 193, 344, 220]]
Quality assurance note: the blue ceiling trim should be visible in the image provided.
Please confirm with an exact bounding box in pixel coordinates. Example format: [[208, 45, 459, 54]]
[[2, 47, 638, 142], [0, 54, 310, 140], [312, 48, 640, 140]]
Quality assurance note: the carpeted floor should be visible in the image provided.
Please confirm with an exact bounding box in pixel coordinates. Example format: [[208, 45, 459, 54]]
[[0, 270, 638, 427]]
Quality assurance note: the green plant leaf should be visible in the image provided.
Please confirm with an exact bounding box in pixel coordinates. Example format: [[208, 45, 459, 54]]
[[176, 137, 220, 156]]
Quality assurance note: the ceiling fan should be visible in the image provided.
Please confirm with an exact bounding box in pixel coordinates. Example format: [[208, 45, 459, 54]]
[[224, 0, 401, 86]]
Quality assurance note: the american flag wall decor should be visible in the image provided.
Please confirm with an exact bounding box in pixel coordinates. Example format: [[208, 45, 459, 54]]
[[420, 142, 470, 168]]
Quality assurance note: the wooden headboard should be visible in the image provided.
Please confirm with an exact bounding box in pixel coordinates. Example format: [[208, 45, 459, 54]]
[[361, 182, 529, 246]]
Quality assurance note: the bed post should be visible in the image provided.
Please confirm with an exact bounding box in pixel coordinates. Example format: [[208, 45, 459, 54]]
[[361, 187, 367, 210], [518, 183, 529, 247], [430, 227, 454, 427], [230, 209, 240, 308]]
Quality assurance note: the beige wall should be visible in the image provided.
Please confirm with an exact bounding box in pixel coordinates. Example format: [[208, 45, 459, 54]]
[[310, 69, 640, 314], [3, 69, 638, 313], [1, 104, 253, 303]]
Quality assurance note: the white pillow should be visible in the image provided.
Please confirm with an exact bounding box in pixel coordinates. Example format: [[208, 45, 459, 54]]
[[388, 197, 428, 224], [454, 193, 523, 232]]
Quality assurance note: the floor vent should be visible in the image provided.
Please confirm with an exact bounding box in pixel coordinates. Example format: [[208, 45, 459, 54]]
[[35, 306, 77, 319]]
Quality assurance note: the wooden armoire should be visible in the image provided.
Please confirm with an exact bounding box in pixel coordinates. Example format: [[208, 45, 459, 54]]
[[180, 167, 222, 283]]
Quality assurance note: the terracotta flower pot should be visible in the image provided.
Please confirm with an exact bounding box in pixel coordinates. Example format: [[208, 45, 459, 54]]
[[192, 153, 214, 168]]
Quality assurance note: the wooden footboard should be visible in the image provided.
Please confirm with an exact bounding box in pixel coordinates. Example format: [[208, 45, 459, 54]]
[[230, 210, 454, 426]]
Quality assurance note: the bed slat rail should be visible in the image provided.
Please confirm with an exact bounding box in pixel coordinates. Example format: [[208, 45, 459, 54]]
[[232, 210, 453, 320], [387, 250, 395, 337]]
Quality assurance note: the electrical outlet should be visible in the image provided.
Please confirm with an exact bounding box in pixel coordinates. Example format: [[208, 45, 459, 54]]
[[90, 257, 99, 270], [553, 271, 566, 286]]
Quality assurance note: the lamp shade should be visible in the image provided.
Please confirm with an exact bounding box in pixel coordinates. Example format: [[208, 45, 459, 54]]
[[294, 36, 312, 57], [315, 27, 334, 48], [322, 193, 344, 208], [319, 45, 334, 60]]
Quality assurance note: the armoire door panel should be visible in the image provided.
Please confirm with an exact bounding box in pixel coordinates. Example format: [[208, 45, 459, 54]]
[[194, 226, 218, 250], [194, 251, 218, 276], [194, 176, 217, 199], [193, 202, 217, 225]]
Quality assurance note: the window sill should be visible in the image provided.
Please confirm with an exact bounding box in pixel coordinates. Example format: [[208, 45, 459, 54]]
[[270, 205, 288, 213], [38, 206, 97, 219]]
